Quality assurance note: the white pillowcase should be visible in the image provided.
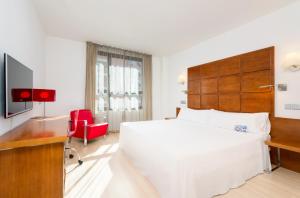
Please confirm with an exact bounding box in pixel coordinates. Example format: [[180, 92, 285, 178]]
[[210, 110, 270, 134], [177, 108, 211, 124]]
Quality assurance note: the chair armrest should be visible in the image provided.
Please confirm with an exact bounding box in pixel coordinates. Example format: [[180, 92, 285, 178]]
[[76, 120, 88, 125], [69, 119, 88, 125], [87, 123, 108, 128], [68, 119, 89, 145]]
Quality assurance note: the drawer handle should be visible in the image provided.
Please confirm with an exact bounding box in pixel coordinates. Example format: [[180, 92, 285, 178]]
[[259, 85, 274, 88]]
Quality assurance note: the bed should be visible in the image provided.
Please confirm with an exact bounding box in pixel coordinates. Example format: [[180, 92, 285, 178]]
[[120, 47, 274, 197], [119, 109, 271, 198]]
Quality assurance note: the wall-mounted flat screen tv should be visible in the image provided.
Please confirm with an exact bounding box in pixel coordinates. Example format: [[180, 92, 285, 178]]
[[4, 54, 33, 118]]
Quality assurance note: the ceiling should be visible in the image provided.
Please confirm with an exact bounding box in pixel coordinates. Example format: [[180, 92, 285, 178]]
[[32, 0, 297, 55]]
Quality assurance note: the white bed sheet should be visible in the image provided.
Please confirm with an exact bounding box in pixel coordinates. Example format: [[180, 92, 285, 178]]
[[119, 119, 271, 198]]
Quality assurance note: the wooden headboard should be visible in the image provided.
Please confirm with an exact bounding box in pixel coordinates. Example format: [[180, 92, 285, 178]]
[[187, 46, 300, 173], [187, 46, 274, 116]]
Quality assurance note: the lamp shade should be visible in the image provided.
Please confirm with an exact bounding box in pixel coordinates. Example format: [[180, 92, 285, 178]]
[[32, 89, 56, 102], [11, 88, 33, 102]]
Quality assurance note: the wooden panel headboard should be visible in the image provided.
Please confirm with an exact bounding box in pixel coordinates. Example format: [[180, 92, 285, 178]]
[[187, 47, 274, 117], [187, 47, 300, 173]]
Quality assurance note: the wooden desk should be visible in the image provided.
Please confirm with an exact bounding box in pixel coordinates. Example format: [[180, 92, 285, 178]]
[[0, 116, 68, 198], [265, 139, 300, 171]]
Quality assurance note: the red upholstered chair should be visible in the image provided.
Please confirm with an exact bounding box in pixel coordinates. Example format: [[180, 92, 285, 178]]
[[69, 109, 108, 145]]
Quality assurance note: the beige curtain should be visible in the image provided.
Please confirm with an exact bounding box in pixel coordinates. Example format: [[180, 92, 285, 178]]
[[122, 50, 152, 121], [142, 55, 152, 120], [85, 42, 152, 131], [85, 42, 97, 115]]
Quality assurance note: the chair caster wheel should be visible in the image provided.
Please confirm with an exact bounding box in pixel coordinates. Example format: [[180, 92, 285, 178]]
[[69, 154, 74, 159], [78, 160, 83, 165]]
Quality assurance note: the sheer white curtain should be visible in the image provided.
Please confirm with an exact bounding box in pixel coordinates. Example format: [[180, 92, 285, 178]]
[[94, 45, 151, 132]]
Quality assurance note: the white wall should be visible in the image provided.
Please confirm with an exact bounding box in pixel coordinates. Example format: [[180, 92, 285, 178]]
[[45, 37, 165, 119], [152, 56, 170, 119], [45, 37, 86, 116], [161, 1, 300, 119], [0, 0, 45, 135], [152, 57, 164, 119]]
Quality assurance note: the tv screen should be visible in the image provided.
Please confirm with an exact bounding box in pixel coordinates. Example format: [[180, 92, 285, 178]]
[[4, 54, 33, 118]]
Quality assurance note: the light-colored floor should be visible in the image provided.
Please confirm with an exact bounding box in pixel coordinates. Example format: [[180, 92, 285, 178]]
[[65, 133, 300, 198]]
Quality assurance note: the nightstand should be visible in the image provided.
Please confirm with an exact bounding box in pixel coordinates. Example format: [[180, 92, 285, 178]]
[[164, 117, 176, 120], [265, 139, 300, 171]]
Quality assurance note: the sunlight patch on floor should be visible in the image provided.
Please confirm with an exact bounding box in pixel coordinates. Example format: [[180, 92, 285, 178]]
[[65, 140, 119, 198], [66, 157, 113, 198]]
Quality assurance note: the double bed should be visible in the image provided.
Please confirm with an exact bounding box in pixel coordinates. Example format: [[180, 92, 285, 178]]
[[120, 47, 274, 198], [119, 109, 271, 198]]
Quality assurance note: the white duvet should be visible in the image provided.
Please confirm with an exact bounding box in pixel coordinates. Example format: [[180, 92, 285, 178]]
[[119, 119, 271, 198]]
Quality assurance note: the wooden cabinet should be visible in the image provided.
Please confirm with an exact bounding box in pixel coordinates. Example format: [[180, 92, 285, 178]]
[[0, 117, 68, 198]]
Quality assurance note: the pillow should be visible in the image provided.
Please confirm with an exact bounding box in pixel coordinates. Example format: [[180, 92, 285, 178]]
[[210, 110, 270, 134], [177, 108, 211, 124]]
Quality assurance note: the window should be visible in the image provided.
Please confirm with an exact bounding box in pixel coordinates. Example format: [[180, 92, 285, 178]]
[[95, 55, 109, 112], [95, 52, 143, 114]]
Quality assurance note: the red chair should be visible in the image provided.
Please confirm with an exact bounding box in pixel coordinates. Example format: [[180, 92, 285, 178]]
[[69, 109, 108, 145]]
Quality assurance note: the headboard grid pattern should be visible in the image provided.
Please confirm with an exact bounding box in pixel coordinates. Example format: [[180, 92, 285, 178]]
[[187, 47, 274, 116]]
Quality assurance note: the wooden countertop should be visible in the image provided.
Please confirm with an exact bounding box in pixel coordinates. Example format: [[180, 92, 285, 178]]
[[0, 116, 68, 150]]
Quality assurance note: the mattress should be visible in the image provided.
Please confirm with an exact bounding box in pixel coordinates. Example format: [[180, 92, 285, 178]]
[[119, 119, 271, 198]]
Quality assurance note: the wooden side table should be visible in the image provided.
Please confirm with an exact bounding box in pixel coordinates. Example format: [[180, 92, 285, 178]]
[[265, 139, 300, 171], [164, 117, 176, 120]]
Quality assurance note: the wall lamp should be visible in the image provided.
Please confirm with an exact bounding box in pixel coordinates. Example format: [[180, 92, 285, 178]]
[[177, 73, 187, 85], [177, 73, 187, 95], [283, 52, 300, 72]]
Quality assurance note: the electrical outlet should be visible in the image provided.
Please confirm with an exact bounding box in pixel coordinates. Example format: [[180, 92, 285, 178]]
[[277, 84, 287, 91], [285, 104, 300, 110]]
